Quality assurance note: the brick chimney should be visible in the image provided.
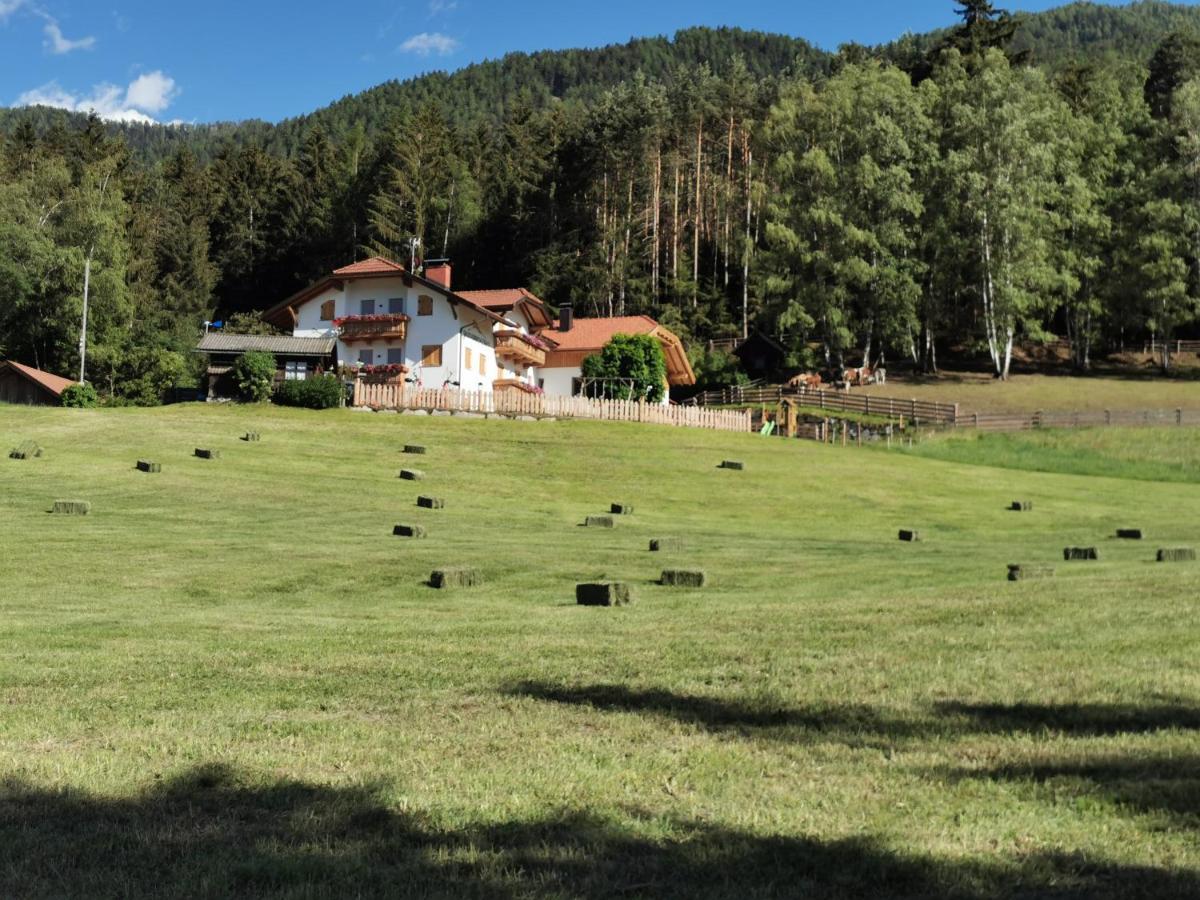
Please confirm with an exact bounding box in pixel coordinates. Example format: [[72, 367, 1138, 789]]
[[559, 302, 573, 332], [425, 259, 451, 290]]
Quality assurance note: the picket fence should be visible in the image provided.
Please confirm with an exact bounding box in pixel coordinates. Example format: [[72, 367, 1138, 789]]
[[352, 380, 751, 433]]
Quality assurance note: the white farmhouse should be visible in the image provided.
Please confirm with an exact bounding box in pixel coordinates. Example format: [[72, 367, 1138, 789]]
[[259, 257, 513, 391]]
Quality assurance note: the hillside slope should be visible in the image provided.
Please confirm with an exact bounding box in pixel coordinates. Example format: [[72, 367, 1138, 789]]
[[0, 404, 1196, 897]]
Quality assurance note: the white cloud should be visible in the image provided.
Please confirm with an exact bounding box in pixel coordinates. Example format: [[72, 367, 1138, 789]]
[[15, 70, 180, 124], [0, 0, 25, 22], [428, 0, 457, 14], [399, 31, 459, 56], [124, 71, 178, 114], [42, 17, 95, 54]]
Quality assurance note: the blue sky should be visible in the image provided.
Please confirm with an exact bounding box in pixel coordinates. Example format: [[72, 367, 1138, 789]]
[[0, 1, 1185, 124]]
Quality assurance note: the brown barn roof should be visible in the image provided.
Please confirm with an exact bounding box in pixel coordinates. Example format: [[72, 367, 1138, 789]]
[[538, 317, 696, 386], [0, 360, 75, 397], [457, 288, 554, 328], [196, 334, 337, 356]]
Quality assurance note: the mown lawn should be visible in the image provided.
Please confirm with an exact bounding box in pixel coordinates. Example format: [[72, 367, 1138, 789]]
[[0, 403, 1197, 898], [860, 371, 1200, 415]]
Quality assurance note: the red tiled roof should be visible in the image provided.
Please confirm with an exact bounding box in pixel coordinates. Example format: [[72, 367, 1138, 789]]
[[1, 361, 75, 397], [539, 316, 660, 351], [333, 256, 406, 277]]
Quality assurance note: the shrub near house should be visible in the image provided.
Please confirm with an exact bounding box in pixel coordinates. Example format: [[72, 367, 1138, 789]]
[[274, 375, 343, 409]]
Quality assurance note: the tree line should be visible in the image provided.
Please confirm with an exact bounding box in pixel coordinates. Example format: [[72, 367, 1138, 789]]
[[3, 2, 1200, 404]]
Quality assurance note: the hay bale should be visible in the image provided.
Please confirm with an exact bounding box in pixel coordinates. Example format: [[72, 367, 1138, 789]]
[[584, 515, 614, 528], [1116, 529, 1143, 540], [194, 448, 220, 460], [417, 496, 445, 509], [430, 567, 483, 588], [136, 460, 161, 473], [1157, 548, 1196, 563], [1007, 564, 1055, 581], [719, 460, 745, 470], [1063, 547, 1099, 561], [51, 500, 90, 516], [650, 537, 684, 552], [1010, 501, 1033, 512], [241, 432, 261, 442], [898, 530, 921, 542], [399, 469, 425, 481], [403, 445, 427, 455], [610, 503, 634, 515], [9, 441, 43, 460], [576, 583, 635, 607], [660, 569, 707, 587], [393, 524, 427, 538]]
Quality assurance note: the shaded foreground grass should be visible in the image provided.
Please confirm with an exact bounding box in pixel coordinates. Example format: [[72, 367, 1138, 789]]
[[0, 403, 1198, 898]]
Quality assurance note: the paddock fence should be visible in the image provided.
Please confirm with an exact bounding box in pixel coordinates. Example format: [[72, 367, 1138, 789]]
[[352, 380, 752, 433], [954, 407, 1200, 432], [687, 385, 960, 425]]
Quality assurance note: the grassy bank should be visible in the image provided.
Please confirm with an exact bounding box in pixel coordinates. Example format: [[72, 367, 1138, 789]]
[[0, 403, 1197, 898]]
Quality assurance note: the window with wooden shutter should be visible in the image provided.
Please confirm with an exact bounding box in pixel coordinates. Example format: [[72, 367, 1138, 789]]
[[478, 353, 486, 375], [360, 298, 375, 316], [388, 297, 406, 315], [464, 348, 473, 371], [386, 348, 405, 365], [421, 344, 442, 366], [358, 349, 373, 365], [320, 299, 335, 321], [417, 295, 433, 316]]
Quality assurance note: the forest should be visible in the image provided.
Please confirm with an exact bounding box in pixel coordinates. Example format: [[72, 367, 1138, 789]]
[[3, 0, 1200, 403]]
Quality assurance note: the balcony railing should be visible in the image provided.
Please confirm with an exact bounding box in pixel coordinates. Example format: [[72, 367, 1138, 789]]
[[494, 331, 547, 367], [338, 314, 409, 342]]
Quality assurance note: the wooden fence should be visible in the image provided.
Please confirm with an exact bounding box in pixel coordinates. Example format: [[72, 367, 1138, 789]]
[[955, 407, 1200, 432], [689, 384, 959, 425], [352, 380, 752, 432], [1143, 339, 1200, 355]]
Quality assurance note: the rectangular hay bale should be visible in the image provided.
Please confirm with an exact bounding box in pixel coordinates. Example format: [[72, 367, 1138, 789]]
[[194, 448, 220, 460], [430, 567, 482, 588], [660, 569, 707, 588], [898, 530, 921, 542], [1157, 548, 1196, 563], [403, 445, 427, 455], [51, 500, 90, 516], [399, 469, 425, 481], [1007, 564, 1055, 581], [610, 503, 634, 515], [576, 582, 634, 607], [1116, 529, 1143, 540], [9, 441, 43, 460], [650, 537, 684, 552], [1010, 501, 1033, 512], [242, 432, 261, 442], [417, 496, 445, 509], [1063, 547, 1099, 561], [393, 524, 428, 538], [136, 460, 161, 473], [584, 515, 614, 528], [719, 460, 745, 470]]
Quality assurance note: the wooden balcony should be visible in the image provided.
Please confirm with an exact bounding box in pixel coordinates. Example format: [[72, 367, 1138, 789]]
[[494, 331, 546, 367], [338, 314, 409, 342]]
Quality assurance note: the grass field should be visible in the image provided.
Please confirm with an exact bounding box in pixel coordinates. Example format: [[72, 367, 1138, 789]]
[[0, 403, 1198, 898], [860, 371, 1200, 415]]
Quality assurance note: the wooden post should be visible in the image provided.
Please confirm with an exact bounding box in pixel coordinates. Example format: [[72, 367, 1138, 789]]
[[1105, 409, 1111, 426], [1178, 408, 1183, 426], [973, 412, 979, 428]]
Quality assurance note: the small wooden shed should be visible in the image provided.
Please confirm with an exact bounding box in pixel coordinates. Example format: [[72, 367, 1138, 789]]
[[0, 361, 75, 406]]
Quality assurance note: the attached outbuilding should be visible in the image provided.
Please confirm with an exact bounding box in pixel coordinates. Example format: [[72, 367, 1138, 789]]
[[0, 360, 75, 406], [194, 333, 337, 400]]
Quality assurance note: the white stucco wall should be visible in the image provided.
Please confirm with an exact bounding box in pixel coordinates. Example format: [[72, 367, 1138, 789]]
[[289, 276, 496, 388], [539, 365, 581, 398]]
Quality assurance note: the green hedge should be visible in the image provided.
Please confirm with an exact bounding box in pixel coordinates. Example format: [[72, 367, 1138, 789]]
[[60, 383, 97, 408], [273, 375, 343, 409]]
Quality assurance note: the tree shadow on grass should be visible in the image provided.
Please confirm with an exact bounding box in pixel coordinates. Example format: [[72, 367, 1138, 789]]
[[934, 701, 1200, 736], [944, 753, 1200, 832], [1, 763, 1197, 899], [510, 683, 1200, 745], [507, 681, 938, 744]]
